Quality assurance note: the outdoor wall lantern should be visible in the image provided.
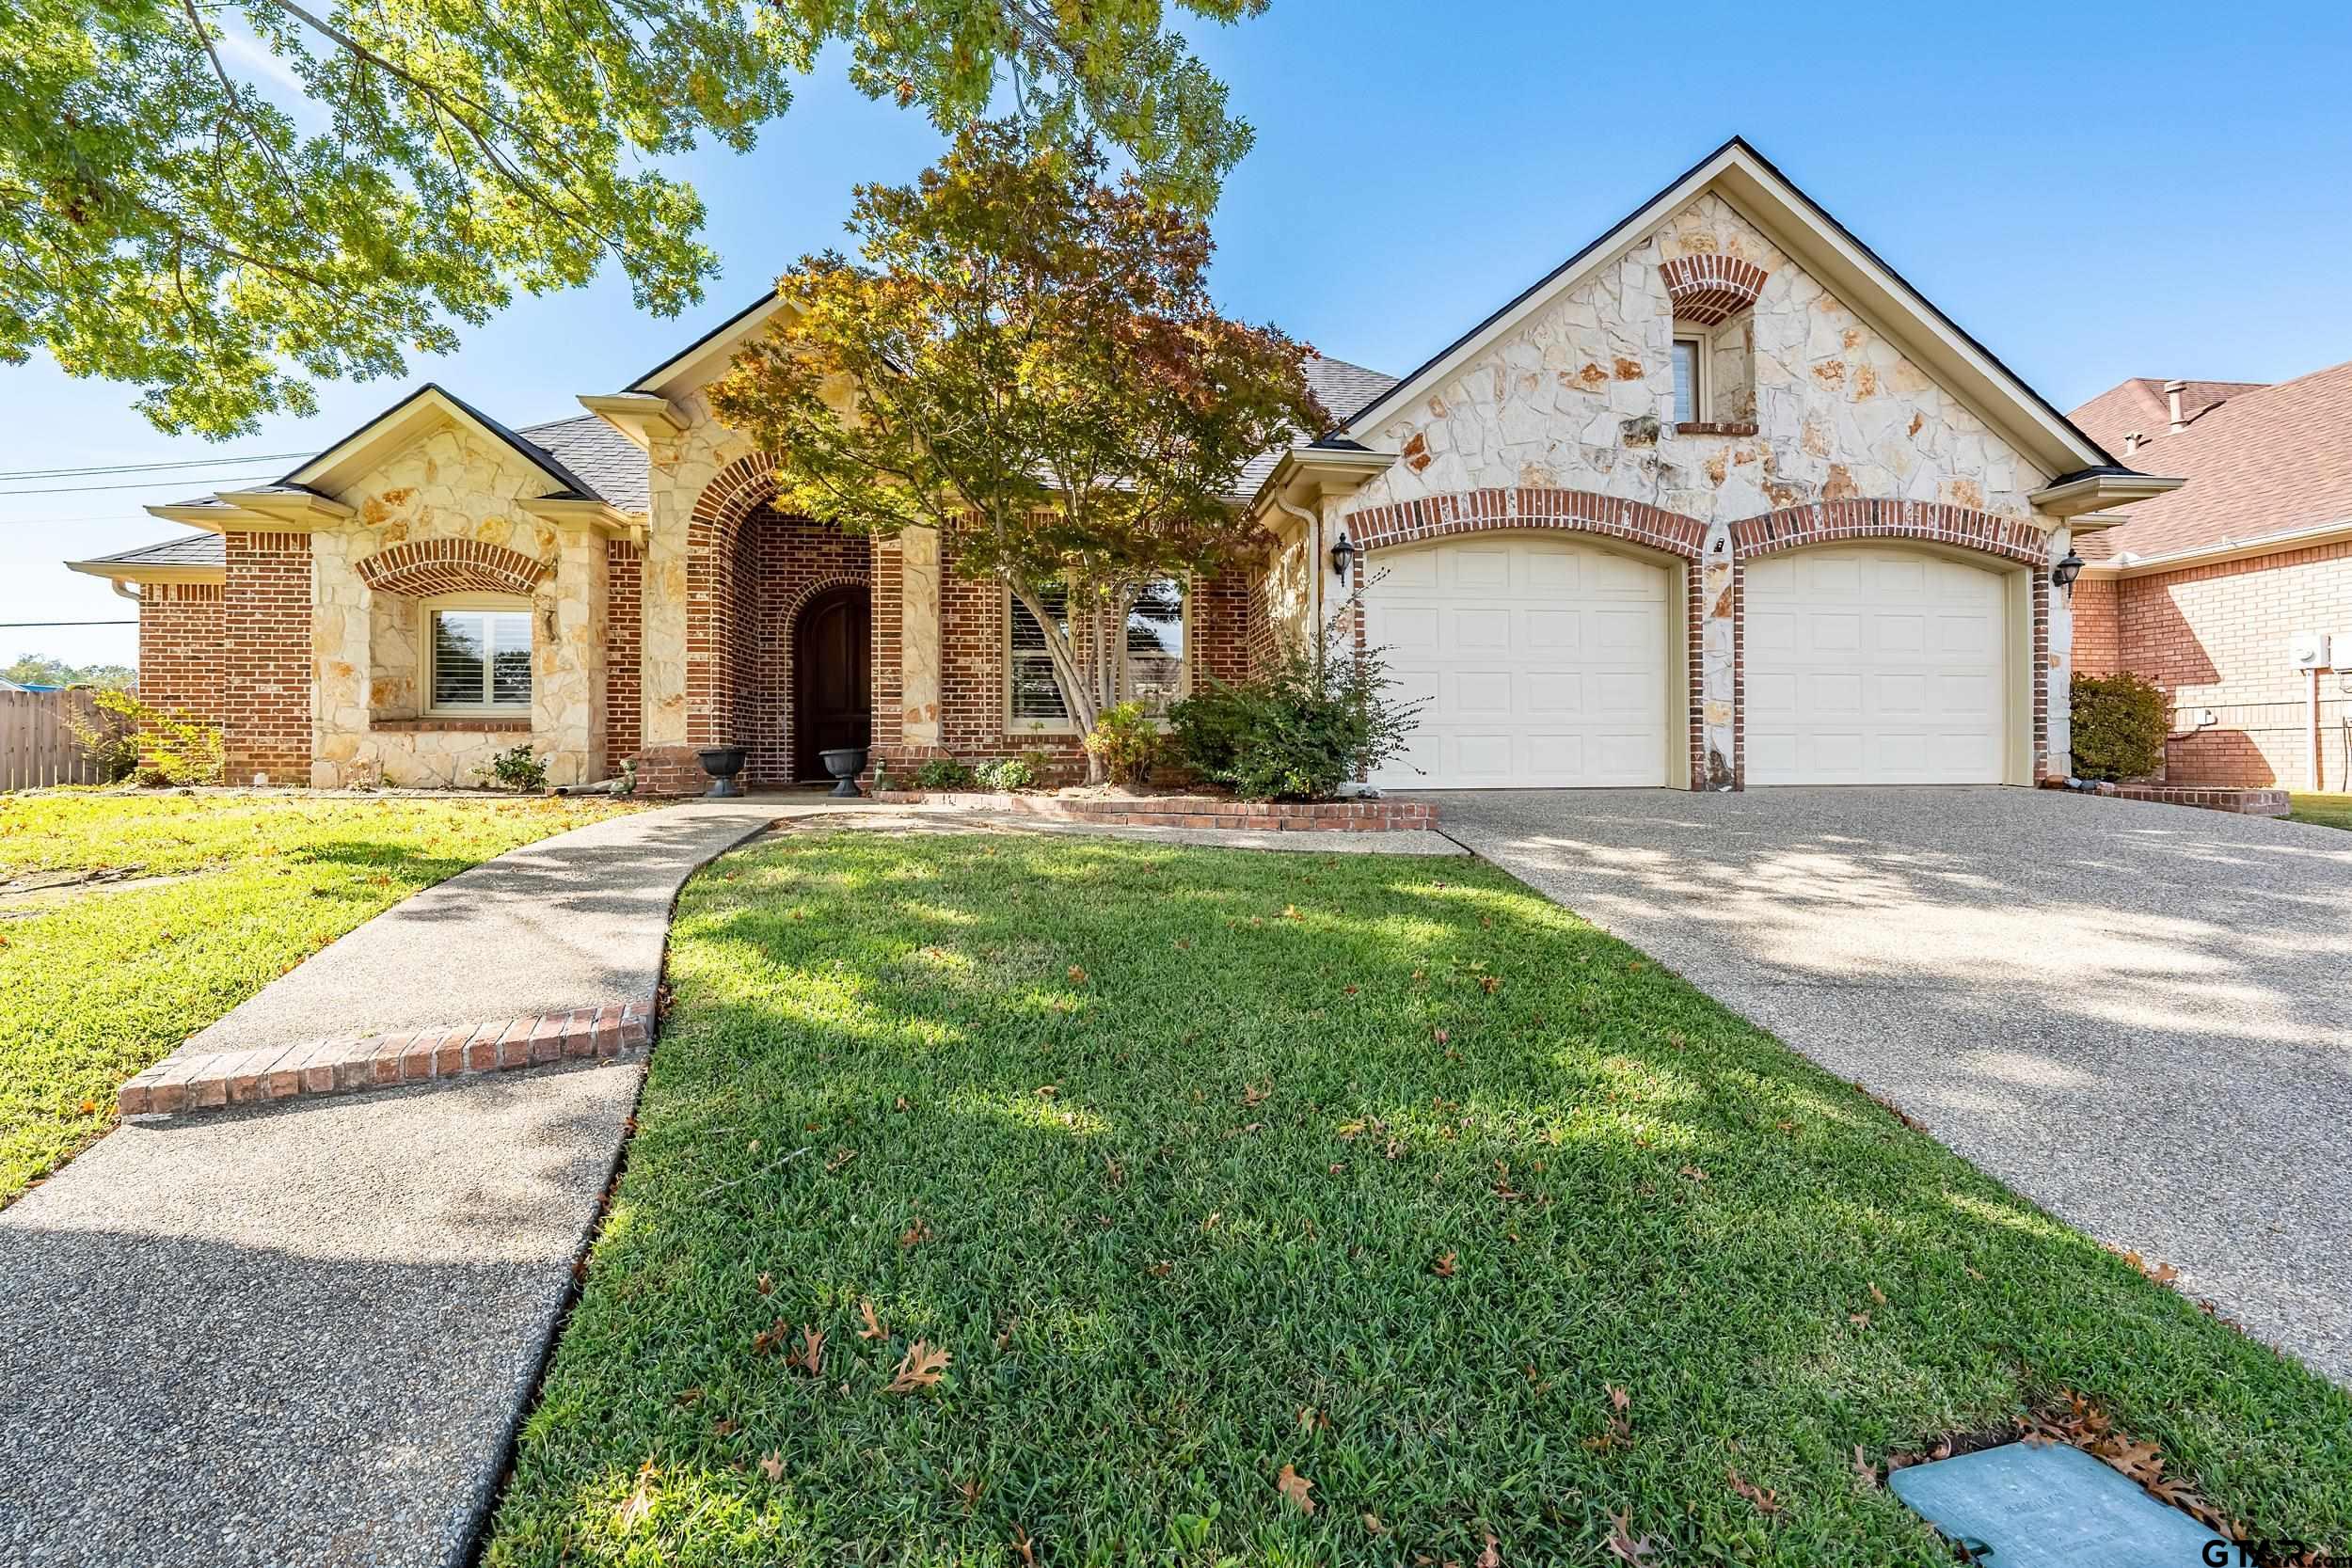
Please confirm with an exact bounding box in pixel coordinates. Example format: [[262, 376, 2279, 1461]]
[[2051, 549, 2084, 600], [1329, 530, 1357, 583]]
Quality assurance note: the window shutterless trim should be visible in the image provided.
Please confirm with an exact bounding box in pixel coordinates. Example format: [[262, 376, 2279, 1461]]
[[421, 594, 534, 718]]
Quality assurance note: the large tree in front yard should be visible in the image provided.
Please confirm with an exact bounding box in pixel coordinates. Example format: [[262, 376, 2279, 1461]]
[[2, 0, 1271, 436], [709, 121, 1326, 780]]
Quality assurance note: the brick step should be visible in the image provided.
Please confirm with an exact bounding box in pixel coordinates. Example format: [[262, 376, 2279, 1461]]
[[118, 1000, 655, 1117]]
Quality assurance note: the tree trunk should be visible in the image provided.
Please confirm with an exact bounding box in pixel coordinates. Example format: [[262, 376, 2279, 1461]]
[[1009, 578, 1105, 783]]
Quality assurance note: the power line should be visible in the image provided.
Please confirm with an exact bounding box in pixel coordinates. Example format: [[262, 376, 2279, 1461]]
[[0, 620, 139, 627], [0, 451, 308, 483], [0, 473, 275, 498]]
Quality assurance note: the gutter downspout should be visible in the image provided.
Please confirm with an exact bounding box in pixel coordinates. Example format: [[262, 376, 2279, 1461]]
[[1272, 494, 1322, 649]]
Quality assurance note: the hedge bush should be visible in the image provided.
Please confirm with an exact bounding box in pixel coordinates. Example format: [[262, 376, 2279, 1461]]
[[1168, 620, 1422, 800], [2071, 671, 2168, 781]]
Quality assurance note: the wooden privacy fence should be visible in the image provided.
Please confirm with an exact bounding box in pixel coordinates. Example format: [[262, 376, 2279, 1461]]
[[0, 689, 119, 790]]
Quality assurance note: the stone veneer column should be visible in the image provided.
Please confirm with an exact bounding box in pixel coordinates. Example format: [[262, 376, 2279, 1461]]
[[1698, 520, 1737, 788], [898, 525, 944, 747], [538, 528, 609, 784], [640, 425, 696, 749], [2044, 524, 2073, 779]]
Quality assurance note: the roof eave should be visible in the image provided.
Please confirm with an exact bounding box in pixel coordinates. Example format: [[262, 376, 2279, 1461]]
[[2027, 471, 2187, 518], [627, 293, 792, 400], [283, 384, 604, 503], [64, 560, 223, 586], [1247, 444, 1402, 518]]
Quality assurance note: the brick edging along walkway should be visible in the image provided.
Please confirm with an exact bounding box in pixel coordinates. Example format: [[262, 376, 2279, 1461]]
[[119, 998, 655, 1117], [873, 790, 1438, 832]]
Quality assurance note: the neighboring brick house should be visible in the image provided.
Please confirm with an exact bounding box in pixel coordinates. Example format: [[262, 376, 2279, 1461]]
[[2067, 364, 2352, 788], [67, 138, 2179, 794]]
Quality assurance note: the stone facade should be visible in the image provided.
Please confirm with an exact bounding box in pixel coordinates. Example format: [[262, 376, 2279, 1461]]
[[1354, 196, 2047, 529], [305, 424, 608, 788], [1333, 193, 2074, 788]]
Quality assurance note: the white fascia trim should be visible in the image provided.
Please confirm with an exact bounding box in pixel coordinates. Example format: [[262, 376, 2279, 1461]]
[[2081, 515, 2352, 578]]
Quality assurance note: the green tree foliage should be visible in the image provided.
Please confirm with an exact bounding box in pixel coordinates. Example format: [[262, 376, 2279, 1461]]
[[2, 0, 1268, 437], [4, 653, 135, 688], [708, 120, 1324, 780], [2070, 670, 2169, 782]]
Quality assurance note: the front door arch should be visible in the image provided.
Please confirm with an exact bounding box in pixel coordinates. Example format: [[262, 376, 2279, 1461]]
[[792, 583, 872, 782]]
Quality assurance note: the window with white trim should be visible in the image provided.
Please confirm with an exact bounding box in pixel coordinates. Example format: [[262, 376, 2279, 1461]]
[[1671, 335, 1706, 424], [1008, 586, 1073, 727], [427, 602, 532, 713], [1005, 578, 1189, 726]]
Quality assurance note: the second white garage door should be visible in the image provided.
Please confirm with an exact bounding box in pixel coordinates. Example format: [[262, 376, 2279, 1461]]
[[1744, 546, 2011, 785], [1365, 536, 1671, 788]]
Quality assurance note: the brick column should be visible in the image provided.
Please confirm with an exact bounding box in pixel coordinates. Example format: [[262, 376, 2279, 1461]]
[[135, 581, 225, 729], [221, 531, 313, 783]]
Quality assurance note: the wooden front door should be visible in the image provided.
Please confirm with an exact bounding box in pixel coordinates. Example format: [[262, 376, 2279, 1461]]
[[792, 584, 872, 781]]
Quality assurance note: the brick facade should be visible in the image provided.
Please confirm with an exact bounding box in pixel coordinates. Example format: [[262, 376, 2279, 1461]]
[[221, 531, 312, 783], [2072, 541, 2352, 787], [135, 581, 224, 729], [605, 540, 642, 771]]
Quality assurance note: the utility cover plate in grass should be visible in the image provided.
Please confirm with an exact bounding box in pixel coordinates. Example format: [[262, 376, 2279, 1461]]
[[1889, 1441, 2229, 1566]]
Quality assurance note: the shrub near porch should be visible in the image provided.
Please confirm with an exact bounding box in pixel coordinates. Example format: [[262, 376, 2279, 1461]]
[[487, 833, 2352, 1566]]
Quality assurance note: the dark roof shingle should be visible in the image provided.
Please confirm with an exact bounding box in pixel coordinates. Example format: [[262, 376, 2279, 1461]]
[[72, 531, 226, 570]]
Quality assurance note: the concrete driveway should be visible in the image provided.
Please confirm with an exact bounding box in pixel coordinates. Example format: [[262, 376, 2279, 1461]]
[[1424, 786, 2352, 1386]]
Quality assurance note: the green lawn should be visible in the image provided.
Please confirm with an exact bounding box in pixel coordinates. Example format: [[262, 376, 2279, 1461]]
[[487, 832, 2352, 1567], [0, 791, 638, 1203], [2290, 793, 2352, 830]]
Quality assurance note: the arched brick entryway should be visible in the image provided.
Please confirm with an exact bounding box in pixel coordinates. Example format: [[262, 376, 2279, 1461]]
[[685, 452, 873, 783]]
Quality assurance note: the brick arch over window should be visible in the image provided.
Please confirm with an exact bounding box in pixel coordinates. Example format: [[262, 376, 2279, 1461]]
[[1723, 498, 2052, 786], [356, 538, 548, 598], [1344, 488, 1706, 561], [1661, 255, 1768, 325]]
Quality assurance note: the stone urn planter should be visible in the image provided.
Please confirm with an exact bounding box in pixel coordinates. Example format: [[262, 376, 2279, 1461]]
[[696, 746, 748, 799], [818, 746, 868, 799]]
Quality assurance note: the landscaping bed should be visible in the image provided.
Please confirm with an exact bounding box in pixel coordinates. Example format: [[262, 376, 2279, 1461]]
[[485, 832, 2352, 1566], [0, 791, 638, 1203]]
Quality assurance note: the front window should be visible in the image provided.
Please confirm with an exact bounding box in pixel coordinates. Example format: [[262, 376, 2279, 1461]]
[[429, 605, 532, 712], [1671, 336, 1704, 423], [1006, 578, 1189, 727]]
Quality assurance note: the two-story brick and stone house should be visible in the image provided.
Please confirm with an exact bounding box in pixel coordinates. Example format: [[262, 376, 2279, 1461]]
[[68, 139, 2179, 794]]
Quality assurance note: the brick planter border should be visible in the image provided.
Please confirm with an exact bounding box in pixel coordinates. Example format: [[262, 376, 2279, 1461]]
[[2090, 783, 2292, 817], [872, 790, 1438, 832], [118, 998, 655, 1117]]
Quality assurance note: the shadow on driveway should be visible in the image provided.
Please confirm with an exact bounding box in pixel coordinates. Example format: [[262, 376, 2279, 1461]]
[[1425, 785, 2352, 1385]]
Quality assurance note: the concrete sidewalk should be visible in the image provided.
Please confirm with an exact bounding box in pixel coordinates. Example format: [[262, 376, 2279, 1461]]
[[0, 800, 778, 1568]]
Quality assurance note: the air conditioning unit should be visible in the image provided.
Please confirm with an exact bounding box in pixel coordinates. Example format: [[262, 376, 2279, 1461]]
[[2291, 631, 2331, 671]]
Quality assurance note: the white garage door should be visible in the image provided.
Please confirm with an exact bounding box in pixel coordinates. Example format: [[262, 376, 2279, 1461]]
[[1366, 535, 1670, 788], [1745, 546, 2010, 785]]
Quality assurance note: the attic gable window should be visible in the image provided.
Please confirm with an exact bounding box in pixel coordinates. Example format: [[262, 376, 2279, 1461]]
[[1672, 337, 1705, 424]]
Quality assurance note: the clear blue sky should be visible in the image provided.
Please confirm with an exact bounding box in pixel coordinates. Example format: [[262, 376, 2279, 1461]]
[[8, 0, 2350, 669]]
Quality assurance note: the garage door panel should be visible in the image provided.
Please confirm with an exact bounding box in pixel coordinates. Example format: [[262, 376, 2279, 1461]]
[[1746, 545, 2010, 786], [1366, 536, 1671, 789]]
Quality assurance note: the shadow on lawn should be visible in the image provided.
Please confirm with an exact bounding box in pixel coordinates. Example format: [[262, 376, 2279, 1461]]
[[485, 832, 2352, 1567]]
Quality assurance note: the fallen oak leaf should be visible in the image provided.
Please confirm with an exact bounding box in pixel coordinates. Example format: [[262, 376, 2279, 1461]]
[[1726, 1467, 1782, 1515], [1432, 1250, 1457, 1278], [1606, 1511, 1658, 1563], [1274, 1464, 1315, 1514], [856, 1298, 887, 1340], [614, 1458, 659, 1532], [1477, 1532, 1502, 1566], [899, 1217, 933, 1247], [885, 1338, 951, 1394], [757, 1451, 784, 1481], [792, 1324, 826, 1377], [1010, 1526, 1036, 1565]]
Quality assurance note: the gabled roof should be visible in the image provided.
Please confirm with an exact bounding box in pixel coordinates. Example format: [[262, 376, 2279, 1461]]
[[65, 528, 227, 582], [2068, 377, 2269, 457], [1331, 136, 2124, 485], [1229, 355, 1400, 500], [2070, 357, 2352, 567], [627, 293, 791, 400], [282, 383, 611, 501]]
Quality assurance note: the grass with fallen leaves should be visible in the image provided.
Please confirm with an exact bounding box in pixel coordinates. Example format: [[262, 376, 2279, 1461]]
[[488, 832, 2352, 1565], [2289, 792, 2352, 831], [0, 791, 638, 1203]]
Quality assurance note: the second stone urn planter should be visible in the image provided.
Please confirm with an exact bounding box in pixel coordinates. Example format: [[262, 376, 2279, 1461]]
[[818, 746, 868, 799], [696, 746, 748, 799]]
